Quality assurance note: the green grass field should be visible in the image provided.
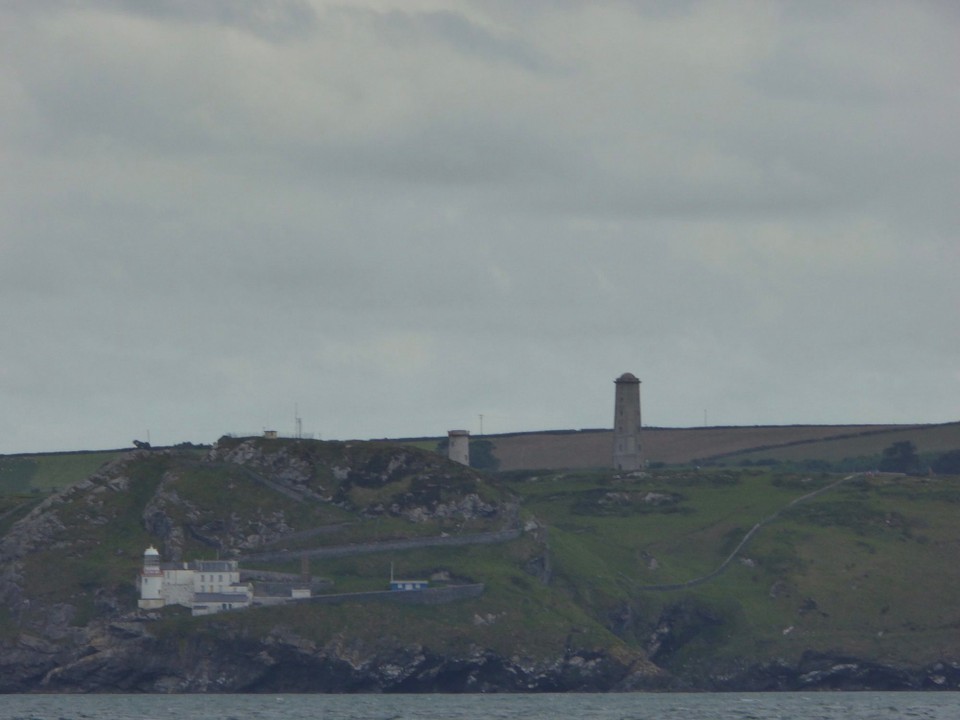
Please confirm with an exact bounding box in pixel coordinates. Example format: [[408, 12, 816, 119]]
[[722, 423, 960, 466], [487, 422, 960, 470], [0, 450, 124, 495]]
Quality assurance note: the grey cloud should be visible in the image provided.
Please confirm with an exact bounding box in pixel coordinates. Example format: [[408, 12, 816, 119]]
[[363, 7, 559, 74], [0, 1, 957, 452], [50, 0, 318, 42]]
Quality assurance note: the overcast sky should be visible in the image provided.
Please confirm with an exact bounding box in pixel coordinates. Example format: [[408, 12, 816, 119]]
[[2, 1, 958, 453]]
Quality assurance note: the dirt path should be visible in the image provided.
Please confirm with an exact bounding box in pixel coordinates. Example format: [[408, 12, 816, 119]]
[[634, 473, 860, 591]]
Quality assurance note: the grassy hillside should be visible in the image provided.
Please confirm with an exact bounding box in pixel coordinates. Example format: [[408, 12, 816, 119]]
[[5, 434, 960, 689], [0, 450, 126, 496], [0, 451, 128, 538], [499, 467, 960, 675]]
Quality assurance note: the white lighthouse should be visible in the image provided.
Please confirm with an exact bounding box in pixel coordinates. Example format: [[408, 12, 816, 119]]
[[138, 545, 164, 610]]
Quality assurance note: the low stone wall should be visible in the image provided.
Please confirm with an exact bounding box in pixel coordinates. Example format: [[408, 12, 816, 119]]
[[253, 580, 333, 597], [302, 583, 484, 606], [257, 523, 355, 548], [240, 527, 521, 564], [240, 570, 333, 597], [240, 569, 329, 583]]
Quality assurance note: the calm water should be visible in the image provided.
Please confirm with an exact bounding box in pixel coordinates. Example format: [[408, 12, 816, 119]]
[[3, 693, 960, 720]]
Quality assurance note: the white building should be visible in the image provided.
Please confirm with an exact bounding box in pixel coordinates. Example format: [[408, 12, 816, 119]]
[[389, 562, 428, 591], [137, 547, 253, 616]]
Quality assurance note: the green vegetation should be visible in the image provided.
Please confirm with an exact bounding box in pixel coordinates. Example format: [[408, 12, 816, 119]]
[[0, 458, 35, 494], [932, 449, 960, 474], [697, 423, 960, 474], [0, 450, 124, 496], [878, 441, 922, 474], [23, 456, 168, 606], [0, 494, 43, 536], [8, 434, 960, 684], [494, 466, 960, 672]]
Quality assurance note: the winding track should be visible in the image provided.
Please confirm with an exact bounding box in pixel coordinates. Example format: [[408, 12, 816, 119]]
[[634, 473, 861, 591]]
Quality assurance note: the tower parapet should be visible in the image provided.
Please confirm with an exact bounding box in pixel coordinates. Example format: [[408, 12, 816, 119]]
[[613, 372, 642, 471]]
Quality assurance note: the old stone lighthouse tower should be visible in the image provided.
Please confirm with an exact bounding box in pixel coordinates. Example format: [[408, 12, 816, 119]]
[[613, 372, 642, 471]]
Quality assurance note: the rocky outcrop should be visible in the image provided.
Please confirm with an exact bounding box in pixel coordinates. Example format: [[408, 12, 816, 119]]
[[23, 625, 662, 693], [7, 618, 960, 693], [141, 469, 299, 558], [701, 652, 960, 691], [207, 438, 503, 525], [395, 493, 498, 523], [0, 454, 143, 640]]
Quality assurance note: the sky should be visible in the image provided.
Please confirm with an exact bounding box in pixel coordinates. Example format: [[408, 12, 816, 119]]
[[2, 0, 958, 453]]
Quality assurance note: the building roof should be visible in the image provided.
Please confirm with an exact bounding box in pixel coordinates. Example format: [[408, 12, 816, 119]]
[[194, 591, 250, 603], [192, 560, 237, 572], [615, 372, 640, 383], [390, 579, 429, 587]]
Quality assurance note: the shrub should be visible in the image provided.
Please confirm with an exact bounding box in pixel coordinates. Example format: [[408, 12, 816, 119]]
[[878, 441, 921, 473], [932, 449, 960, 475]]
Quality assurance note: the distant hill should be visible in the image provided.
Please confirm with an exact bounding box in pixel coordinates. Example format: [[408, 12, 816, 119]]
[[484, 422, 960, 470], [4, 423, 959, 497]]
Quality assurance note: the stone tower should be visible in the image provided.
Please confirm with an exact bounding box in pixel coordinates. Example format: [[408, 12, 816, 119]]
[[613, 372, 642, 471], [447, 429, 470, 466]]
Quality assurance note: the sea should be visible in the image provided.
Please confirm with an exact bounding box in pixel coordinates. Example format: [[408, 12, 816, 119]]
[[2, 693, 959, 720]]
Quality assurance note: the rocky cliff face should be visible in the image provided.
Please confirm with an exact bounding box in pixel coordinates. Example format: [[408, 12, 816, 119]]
[[29, 625, 661, 693], [7, 616, 957, 693]]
